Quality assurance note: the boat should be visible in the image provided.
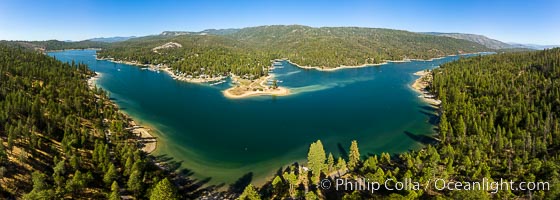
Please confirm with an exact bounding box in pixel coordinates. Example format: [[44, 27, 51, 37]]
[[209, 80, 226, 86]]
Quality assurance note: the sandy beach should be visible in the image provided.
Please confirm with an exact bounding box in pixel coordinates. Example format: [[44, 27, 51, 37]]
[[224, 86, 290, 98], [128, 121, 157, 154], [411, 70, 441, 106], [287, 60, 389, 72], [223, 74, 290, 98], [87, 72, 101, 89], [287, 52, 487, 72]]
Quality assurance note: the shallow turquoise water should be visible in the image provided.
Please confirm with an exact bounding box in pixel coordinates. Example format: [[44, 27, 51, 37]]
[[49, 50, 478, 186]]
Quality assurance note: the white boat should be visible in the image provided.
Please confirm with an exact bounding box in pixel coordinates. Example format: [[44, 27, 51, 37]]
[[209, 80, 226, 86]]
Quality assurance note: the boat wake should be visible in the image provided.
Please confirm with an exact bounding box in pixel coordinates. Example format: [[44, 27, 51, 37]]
[[290, 77, 373, 94]]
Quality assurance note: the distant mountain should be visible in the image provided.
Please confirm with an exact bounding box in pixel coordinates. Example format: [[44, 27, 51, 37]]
[[421, 32, 513, 49], [507, 43, 560, 50], [88, 36, 136, 43], [160, 31, 191, 36], [160, 28, 240, 36]]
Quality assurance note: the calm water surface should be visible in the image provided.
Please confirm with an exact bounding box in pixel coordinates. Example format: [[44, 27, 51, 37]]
[[49, 50, 480, 186]]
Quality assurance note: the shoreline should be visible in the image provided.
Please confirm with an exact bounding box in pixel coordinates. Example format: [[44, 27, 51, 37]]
[[411, 69, 441, 106], [223, 74, 290, 99], [128, 120, 157, 154], [223, 86, 290, 99], [287, 52, 489, 71], [46, 48, 103, 53], [87, 72, 101, 89], [86, 72, 158, 154], [98, 57, 289, 99], [159, 66, 227, 83], [96, 52, 488, 99], [97, 57, 228, 84]]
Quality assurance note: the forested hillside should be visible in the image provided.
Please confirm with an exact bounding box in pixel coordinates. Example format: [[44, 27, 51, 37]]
[[229, 25, 489, 66], [0, 43, 213, 199], [98, 35, 271, 79], [242, 49, 560, 199], [98, 25, 490, 80], [3, 40, 109, 51]]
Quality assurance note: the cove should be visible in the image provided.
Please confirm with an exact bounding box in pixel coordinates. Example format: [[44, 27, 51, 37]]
[[48, 50, 479, 186]]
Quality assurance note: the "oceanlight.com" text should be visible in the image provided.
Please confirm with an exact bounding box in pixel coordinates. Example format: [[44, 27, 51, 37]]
[[319, 177, 550, 194]]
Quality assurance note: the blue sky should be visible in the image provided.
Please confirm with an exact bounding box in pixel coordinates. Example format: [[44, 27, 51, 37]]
[[1, 0, 558, 44]]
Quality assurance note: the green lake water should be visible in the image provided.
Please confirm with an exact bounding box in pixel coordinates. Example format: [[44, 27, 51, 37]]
[[49, 50, 480, 187]]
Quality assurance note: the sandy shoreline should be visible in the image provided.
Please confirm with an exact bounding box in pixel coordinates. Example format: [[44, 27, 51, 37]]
[[223, 86, 290, 99], [87, 72, 101, 89], [287, 61, 388, 71], [128, 121, 157, 154], [223, 74, 290, 98], [411, 69, 441, 106], [86, 71, 157, 153], [287, 52, 487, 72]]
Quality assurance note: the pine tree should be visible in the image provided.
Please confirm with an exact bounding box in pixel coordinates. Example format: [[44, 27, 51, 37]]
[[109, 181, 120, 200], [348, 140, 360, 170], [305, 191, 319, 200], [239, 184, 261, 200], [0, 139, 7, 165], [336, 157, 347, 172], [103, 163, 118, 187], [282, 172, 298, 198], [23, 171, 55, 199], [53, 160, 66, 187], [127, 170, 143, 196], [327, 153, 335, 173], [271, 175, 283, 194], [307, 140, 326, 182], [150, 178, 178, 200]]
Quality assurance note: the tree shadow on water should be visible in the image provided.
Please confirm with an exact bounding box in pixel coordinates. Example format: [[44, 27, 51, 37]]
[[337, 143, 348, 160], [404, 131, 439, 145], [228, 172, 253, 194], [419, 105, 438, 112], [418, 106, 439, 126], [148, 153, 221, 199]]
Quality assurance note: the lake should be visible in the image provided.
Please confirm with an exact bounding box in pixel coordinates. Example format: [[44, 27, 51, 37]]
[[49, 50, 476, 186]]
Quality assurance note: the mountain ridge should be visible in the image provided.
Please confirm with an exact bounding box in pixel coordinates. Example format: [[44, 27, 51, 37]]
[[97, 25, 491, 81], [420, 32, 513, 49]]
